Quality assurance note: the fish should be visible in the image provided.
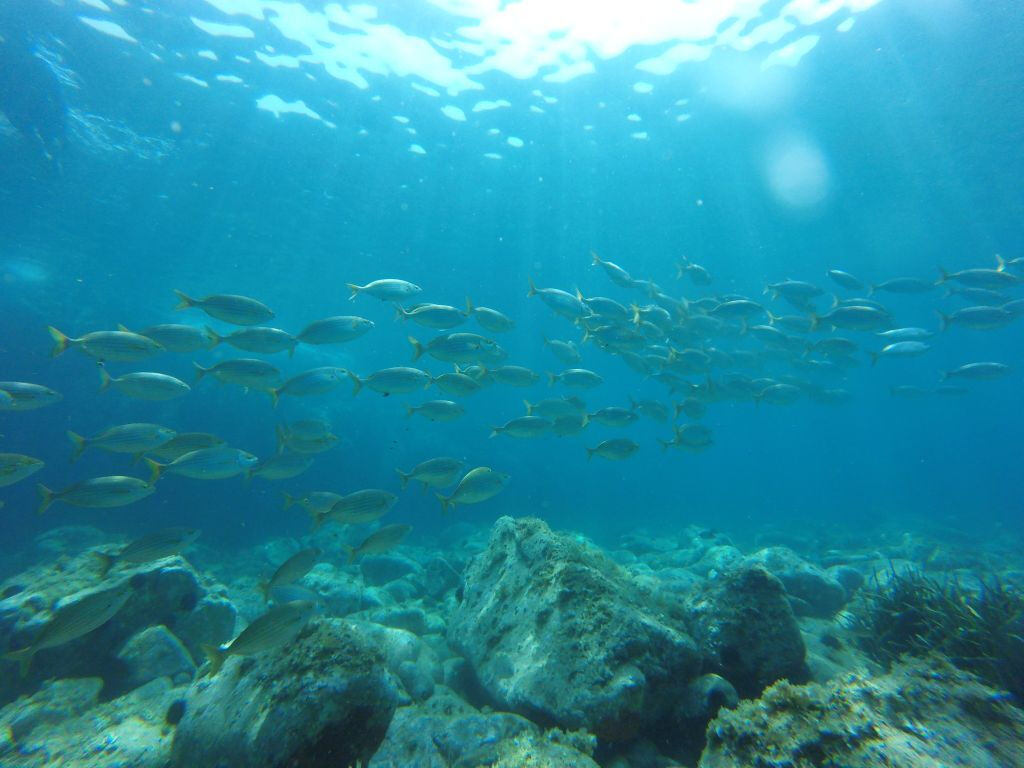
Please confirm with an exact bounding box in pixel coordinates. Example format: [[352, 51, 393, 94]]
[[37, 476, 155, 514], [437, 467, 509, 512], [409, 332, 500, 364], [944, 286, 1009, 306], [270, 367, 347, 407], [754, 383, 803, 405], [524, 396, 587, 419], [407, 400, 464, 422], [193, 359, 281, 390], [432, 370, 484, 397], [765, 280, 823, 302], [0, 454, 45, 487], [146, 447, 259, 482], [708, 299, 766, 320], [174, 290, 274, 325], [395, 457, 465, 491], [249, 453, 314, 481], [67, 423, 176, 462], [543, 337, 582, 365], [592, 251, 634, 288], [275, 424, 338, 454], [486, 365, 539, 387], [810, 338, 859, 358], [548, 368, 604, 388], [295, 316, 374, 345], [48, 327, 163, 361], [0, 382, 62, 411], [319, 489, 398, 527], [588, 407, 639, 427], [868, 277, 934, 295], [550, 413, 589, 436], [659, 424, 714, 452], [0, 390, 12, 409], [267, 585, 326, 612], [344, 524, 412, 563], [94, 527, 201, 577], [396, 303, 467, 329], [629, 397, 669, 422], [261, 547, 322, 601], [347, 279, 422, 302], [938, 306, 1015, 331], [586, 438, 640, 460], [1003, 298, 1024, 317], [890, 385, 930, 399], [869, 342, 931, 365], [941, 362, 1011, 381], [937, 266, 1020, 289], [3, 581, 135, 676], [466, 298, 515, 332], [526, 278, 588, 319], [147, 432, 225, 461], [132, 324, 215, 353], [201, 600, 317, 676], [677, 257, 712, 286], [584, 296, 632, 322], [350, 367, 431, 396], [809, 305, 892, 332], [98, 368, 190, 401], [282, 491, 343, 516], [490, 416, 551, 438], [877, 327, 934, 341], [827, 269, 865, 290], [207, 326, 297, 356]]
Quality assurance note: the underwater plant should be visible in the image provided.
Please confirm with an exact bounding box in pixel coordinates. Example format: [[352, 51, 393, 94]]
[[851, 565, 1024, 702]]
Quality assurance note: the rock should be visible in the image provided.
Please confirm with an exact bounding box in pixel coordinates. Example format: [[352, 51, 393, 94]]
[[699, 655, 1024, 768], [683, 566, 807, 699], [449, 517, 701, 740], [0, 677, 102, 744], [421, 555, 463, 601], [381, 578, 420, 603], [744, 547, 847, 617], [687, 545, 744, 578], [170, 618, 400, 768], [352, 605, 429, 636], [361, 554, 423, 586], [304, 565, 388, 614], [350, 620, 442, 702], [827, 564, 865, 596], [369, 687, 599, 768], [676, 674, 739, 721], [117, 625, 196, 689], [172, 595, 236, 662]]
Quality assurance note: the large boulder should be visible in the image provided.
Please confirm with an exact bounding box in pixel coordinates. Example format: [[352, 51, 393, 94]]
[[170, 618, 400, 768], [699, 655, 1024, 768], [683, 566, 807, 698], [744, 547, 847, 617], [448, 516, 701, 740]]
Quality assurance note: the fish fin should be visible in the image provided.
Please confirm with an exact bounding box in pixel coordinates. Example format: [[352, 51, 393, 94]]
[[3, 647, 34, 677], [94, 551, 115, 578], [144, 458, 164, 484], [275, 425, 286, 453], [347, 370, 363, 396], [346, 283, 361, 301], [585, 447, 594, 461], [829, 294, 840, 310], [808, 314, 820, 333], [193, 361, 210, 382], [591, 250, 602, 266], [259, 581, 270, 602], [47, 326, 71, 357], [995, 254, 1006, 272], [173, 289, 194, 311], [936, 267, 949, 284], [394, 304, 406, 322], [523, 399, 533, 415], [269, 388, 280, 409], [67, 431, 87, 462], [405, 405, 415, 418], [526, 277, 537, 297], [868, 351, 879, 367], [98, 365, 113, 391], [287, 343, 295, 359], [937, 311, 950, 332], [204, 326, 222, 347], [465, 296, 474, 314], [36, 484, 54, 515], [408, 336, 424, 361], [117, 323, 132, 332], [489, 428, 499, 438], [282, 492, 295, 510], [343, 545, 357, 564], [200, 644, 225, 677], [867, 284, 876, 297], [546, 372, 557, 386], [396, 469, 409, 492], [435, 493, 451, 515]]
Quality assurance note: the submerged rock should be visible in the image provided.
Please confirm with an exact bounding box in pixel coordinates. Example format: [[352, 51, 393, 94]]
[[699, 655, 1024, 768], [683, 565, 807, 698], [449, 516, 701, 740], [745, 547, 848, 617], [117, 625, 196, 689], [170, 618, 400, 768]]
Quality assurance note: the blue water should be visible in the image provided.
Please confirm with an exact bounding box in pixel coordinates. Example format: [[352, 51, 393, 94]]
[[1, 0, 1022, 560]]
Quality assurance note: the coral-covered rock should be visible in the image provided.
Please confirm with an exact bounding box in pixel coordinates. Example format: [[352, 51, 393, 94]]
[[117, 625, 196, 689], [683, 566, 807, 698], [744, 547, 847, 617], [170, 618, 400, 768], [699, 655, 1024, 768], [449, 516, 701, 740]]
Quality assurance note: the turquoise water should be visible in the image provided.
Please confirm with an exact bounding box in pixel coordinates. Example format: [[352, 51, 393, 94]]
[[1, 0, 1022, 556]]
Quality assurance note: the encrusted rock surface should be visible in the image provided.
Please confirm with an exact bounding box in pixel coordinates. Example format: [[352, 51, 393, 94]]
[[745, 546, 848, 617]]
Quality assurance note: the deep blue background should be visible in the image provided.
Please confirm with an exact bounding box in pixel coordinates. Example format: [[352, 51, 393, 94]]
[[1, 0, 1021, 559]]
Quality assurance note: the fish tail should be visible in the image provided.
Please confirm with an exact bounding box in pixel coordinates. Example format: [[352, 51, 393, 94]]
[[523, 399, 533, 415], [585, 447, 594, 461], [465, 295, 474, 314], [658, 439, 672, 452], [939, 371, 949, 382], [173, 289, 194, 311], [808, 314, 820, 332], [436, 493, 452, 515], [408, 336, 424, 361], [868, 351, 879, 367], [590, 250, 602, 266], [287, 343, 295, 359], [346, 283, 361, 301], [396, 469, 410, 491], [526, 277, 537, 297], [394, 304, 407, 322], [937, 311, 950, 332], [546, 372, 557, 386], [3, 647, 34, 678], [200, 644, 226, 677], [204, 326, 222, 347], [98, 365, 113, 391], [867, 284, 876, 297], [144, 458, 164, 484], [489, 427, 499, 438], [260, 581, 270, 602], [94, 551, 115, 578], [282, 492, 295, 510], [344, 545, 357, 564], [67, 431, 87, 462], [996, 254, 1006, 272], [47, 326, 72, 357], [269, 388, 280, 409], [405, 405, 415, 418], [193, 361, 210, 382], [36, 484, 54, 515], [274, 425, 287, 453], [347, 370, 363, 396], [936, 267, 949, 284]]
